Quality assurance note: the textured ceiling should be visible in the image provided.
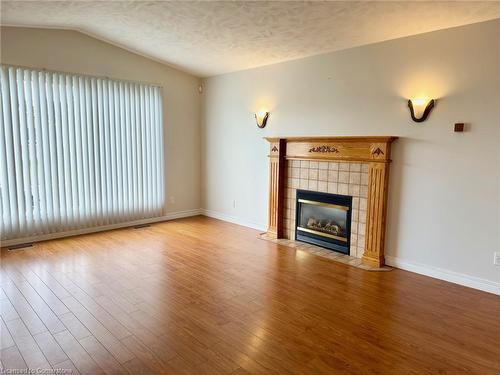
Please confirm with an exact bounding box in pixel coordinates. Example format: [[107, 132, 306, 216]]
[[2, 1, 500, 77]]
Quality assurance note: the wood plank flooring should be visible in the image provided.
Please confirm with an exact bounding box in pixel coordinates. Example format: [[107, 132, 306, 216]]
[[1, 216, 499, 374]]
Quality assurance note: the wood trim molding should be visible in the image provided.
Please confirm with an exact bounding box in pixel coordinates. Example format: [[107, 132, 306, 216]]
[[265, 136, 397, 162], [267, 139, 286, 238], [362, 162, 390, 267], [265, 136, 397, 267]]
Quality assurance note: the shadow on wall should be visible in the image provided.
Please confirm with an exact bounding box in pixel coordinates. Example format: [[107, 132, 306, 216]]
[[385, 136, 427, 260]]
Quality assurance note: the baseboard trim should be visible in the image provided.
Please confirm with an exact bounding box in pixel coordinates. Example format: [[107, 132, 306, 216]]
[[200, 209, 266, 232], [385, 255, 500, 295], [5, 209, 496, 295], [198, 210, 499, 295], [0, 209, 202, 247]]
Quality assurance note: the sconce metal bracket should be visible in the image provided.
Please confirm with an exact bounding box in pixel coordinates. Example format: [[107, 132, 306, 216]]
[[256, 112, 270, 128], [408, 99, 435, 123]]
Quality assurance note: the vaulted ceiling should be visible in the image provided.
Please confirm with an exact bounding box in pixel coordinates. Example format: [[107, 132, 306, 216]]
[[2, 1, 500, 77]]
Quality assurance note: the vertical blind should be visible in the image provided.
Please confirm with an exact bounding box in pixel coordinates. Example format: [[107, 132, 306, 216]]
[[0, 65, 164, 242]]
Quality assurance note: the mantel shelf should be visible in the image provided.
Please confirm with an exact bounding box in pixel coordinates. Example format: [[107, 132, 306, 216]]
[[264, 136, 398, 143]]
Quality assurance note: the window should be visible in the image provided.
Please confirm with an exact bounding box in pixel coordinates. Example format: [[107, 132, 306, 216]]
[[0, 65, 164, 241]]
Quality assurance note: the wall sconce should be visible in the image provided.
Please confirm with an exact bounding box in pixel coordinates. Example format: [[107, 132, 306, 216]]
[[408, 98, 435, 122], [255, 111, 270, 128]]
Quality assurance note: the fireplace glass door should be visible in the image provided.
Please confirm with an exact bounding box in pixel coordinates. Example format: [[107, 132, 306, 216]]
[[295, 190, 352, 254]]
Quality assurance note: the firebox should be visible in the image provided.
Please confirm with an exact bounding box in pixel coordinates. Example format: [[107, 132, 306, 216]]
[[295, 190, 352, 255]]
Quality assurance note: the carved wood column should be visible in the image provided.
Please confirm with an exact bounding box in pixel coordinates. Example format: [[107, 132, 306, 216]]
[[362, 162, 390, 267], [267, 139, 286, 238]]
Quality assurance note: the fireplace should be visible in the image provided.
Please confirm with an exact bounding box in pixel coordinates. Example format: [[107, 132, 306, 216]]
[[295, 190, 352, 254], [265, 136, 397, 267]]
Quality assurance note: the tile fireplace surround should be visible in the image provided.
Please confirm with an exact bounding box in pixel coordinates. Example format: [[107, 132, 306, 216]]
[[284, 160, 368, 258], [265, 136, 397, 268]]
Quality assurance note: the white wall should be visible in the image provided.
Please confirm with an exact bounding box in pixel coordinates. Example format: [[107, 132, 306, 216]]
[[1, 26, 201, 217], [201, 20, 500, 292]]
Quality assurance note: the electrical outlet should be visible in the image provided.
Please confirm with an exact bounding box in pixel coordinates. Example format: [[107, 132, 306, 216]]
[[494, 252, 500, 266], [169, 196, 175, 205]]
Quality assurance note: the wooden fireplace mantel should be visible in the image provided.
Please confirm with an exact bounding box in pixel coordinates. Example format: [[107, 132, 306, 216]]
[[264, 136, 398, 268]]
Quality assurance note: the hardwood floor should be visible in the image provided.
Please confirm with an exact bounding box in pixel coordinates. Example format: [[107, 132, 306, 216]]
[[1, 216, 499, 374]]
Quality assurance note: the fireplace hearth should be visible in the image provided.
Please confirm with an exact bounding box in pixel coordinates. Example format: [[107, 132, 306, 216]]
[[296, 190, 352, 254]]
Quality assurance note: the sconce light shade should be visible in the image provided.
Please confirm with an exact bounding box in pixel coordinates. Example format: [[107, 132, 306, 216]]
[[408, 98, 435, 123], [255, 111, 270, 128]]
